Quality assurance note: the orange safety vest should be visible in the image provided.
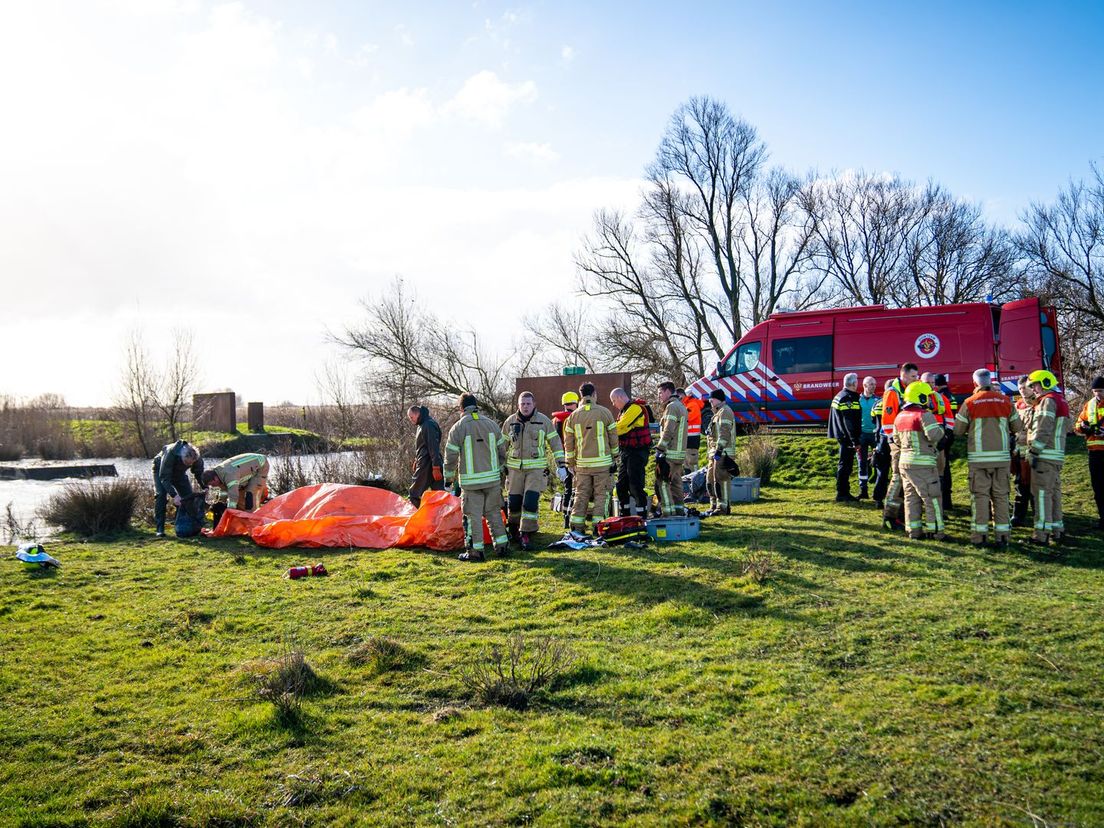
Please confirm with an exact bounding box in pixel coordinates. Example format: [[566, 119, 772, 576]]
[[880, 379, 904, 435], [1077, 398, 1104, 451], [685, 397, 704, 438]]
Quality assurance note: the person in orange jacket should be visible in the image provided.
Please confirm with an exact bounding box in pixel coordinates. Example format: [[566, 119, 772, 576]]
[[681, 389, 706, 458], [1075, 375, 1104, 530]]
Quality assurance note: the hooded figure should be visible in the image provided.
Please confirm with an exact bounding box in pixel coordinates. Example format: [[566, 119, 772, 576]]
[[407, 404, 444, 506]]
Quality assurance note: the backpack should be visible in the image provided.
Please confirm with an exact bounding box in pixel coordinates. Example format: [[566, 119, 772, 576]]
[[174, 492, 207, 538], [596, 515, 647, 545]]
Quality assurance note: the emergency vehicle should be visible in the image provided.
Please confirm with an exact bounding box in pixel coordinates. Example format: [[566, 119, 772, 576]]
[[687, 298, 1062, 425]]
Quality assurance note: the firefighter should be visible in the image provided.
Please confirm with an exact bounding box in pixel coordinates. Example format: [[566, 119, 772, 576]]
[[827, 372, 862, 502], [881, 362, 920, 530], [705, 389, 736, 516], [1075, 376, 1104, 530], [682, 389, 706, 457], [152, 440, 205, 538], [551, 392, 579, 529], [893, 381, 946, 540], [443, 393, 509, 562], [1012, 376, 1036, 527], [502, 391, 567, 551], [857, 376, 880, 499], [920, 371, 954, 501], [933, 374, 957, 510], [1025, 369, 1069, 546], [406, 404, 444, 507], [870, 380, 893, 509], [953, 369, 1024, 547], [202, 453, 270, 512], [563, 383, 619, 534], [610, 387, 652, 517], [655, 381, 689, 516]]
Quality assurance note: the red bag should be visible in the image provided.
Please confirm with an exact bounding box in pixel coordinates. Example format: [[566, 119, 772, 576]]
[[596, 515, 647, 545]]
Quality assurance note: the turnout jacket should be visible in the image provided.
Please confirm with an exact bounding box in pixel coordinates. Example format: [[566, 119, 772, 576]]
[[953, 387, 1023, 468], [1075, 398, 1104, 451], [208, 453, 268, 509], [501, 411, 565, 470], [154, 440, 204, 498], [656, 398, 689, 461], [443, 406, 506, 489], [827, 388, 862, 444], [706, 405, 736, 457], [893, 406, 944, 468], [1027, 391, 1069, 464], [412, 407, 443, 468], [563, 397, 619, 470]]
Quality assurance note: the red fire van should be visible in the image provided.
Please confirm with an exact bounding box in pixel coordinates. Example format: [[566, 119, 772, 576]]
[[687, 298, 1062, 425]]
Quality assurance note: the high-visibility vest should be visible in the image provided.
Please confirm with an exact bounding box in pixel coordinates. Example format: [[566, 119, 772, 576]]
[[880, 379, 904, 435], [1078, 398, 1104, 451]]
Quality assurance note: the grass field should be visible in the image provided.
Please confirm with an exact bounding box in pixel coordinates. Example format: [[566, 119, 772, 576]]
[[2, 438, 1102, 826]]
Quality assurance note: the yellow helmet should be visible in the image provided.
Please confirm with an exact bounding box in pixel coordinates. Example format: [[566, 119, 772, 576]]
[[561, 391, 580, 405], [903, 381, 933, 406], [1027, 369, 1058, 391]]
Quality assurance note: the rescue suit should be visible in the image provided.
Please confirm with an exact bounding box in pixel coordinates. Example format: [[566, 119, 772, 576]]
[[953, 387, 1023, 544], [1075, 390, 1104, 526], [409, 406, 444, 507], [706, 403, 736, 513], [614, 398, 652, 516], [893, 394, 945, 539], [208, 452, 270, 511], [880, 378, 906, 525], [563, 396, 619, 531], [655, 397, 689, 516], [501, 409, 565, 534], [152, 440, 205, 536], [1027, 381, 1068, 543], [444, 405, 508, 553], [1012, 393, 1036, 526]]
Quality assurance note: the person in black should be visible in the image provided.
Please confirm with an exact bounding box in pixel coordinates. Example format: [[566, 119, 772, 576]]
[[407, 404, 444, 507], [152, 440, 205, 537], [933, 374, 956, 510], [827, 372, 862, 502]]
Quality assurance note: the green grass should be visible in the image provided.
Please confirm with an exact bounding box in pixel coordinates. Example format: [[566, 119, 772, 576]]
[[2, 439, 1102, 825]]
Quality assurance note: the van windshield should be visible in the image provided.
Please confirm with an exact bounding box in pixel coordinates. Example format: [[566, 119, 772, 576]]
[[720, 341, 761, 376]]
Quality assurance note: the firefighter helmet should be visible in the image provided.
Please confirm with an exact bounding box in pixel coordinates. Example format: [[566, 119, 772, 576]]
[[561, 391, 580, 405], [903, 381, 932, 407], [1027, 369, 1058, 391]]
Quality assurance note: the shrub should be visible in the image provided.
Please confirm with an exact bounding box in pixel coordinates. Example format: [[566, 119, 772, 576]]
[[741, 548, 780, 583], [460, 634, 575, 710], [739, 430, 779, 484], [39, 476, 144, 536], [241, 640, 322, 725], [3, 502, 40, 544], [347, 636, 422, 674]]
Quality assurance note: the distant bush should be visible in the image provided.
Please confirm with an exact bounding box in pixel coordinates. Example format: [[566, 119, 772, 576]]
[[739, 430, 779, 484], [347, 636, 422, 674], [460, 634, 576, 710], [241, 640, 325, 726], [39, 477, 144, 536], [269, 447, 386, 495]]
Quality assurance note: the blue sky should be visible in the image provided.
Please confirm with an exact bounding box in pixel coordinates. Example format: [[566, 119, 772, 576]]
[[1, 1, 1100, 406]]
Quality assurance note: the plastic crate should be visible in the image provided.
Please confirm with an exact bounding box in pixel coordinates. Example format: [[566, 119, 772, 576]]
[[729, 477, 761, 503], [646, 516, 701, 542]]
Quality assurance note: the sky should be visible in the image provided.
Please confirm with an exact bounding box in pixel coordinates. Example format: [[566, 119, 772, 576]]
[[1, 0, 1102, 407]]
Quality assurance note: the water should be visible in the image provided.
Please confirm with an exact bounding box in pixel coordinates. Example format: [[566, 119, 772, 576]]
[[0, 453, 362, 539]]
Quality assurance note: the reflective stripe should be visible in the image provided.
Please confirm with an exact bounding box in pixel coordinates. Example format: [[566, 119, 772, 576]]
[[463, 435, 474, 476]]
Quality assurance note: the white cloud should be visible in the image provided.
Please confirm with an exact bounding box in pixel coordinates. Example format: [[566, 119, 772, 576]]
[[561, 45, 575, 63], [444, 70, 537, 128], [505, 141, 560, 162]]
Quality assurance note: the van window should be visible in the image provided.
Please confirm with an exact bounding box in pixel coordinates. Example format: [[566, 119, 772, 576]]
[[720, 341, 761, 376], [1041, 323, 1057, 368], [771, 335, 833, 374]]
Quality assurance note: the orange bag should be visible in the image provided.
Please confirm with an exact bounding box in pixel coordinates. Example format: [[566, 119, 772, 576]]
[[208, 484, 464, 551]]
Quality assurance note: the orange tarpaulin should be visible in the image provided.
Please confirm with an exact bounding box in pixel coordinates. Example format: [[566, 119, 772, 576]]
[[208, 484, 464, 551]]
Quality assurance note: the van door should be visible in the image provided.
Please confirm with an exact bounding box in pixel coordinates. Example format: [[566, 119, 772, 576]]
[[998, 298, 1044, 379], [766, 319, 834, 423]]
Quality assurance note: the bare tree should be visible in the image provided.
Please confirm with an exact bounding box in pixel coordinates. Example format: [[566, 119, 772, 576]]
[[334, 277, 539, 420], [523, 302, 601, 374], [156, 329, 200, 441], [801, 172, 932, 305], [314, 360, 369, 442], [116, 331, 159, 456]]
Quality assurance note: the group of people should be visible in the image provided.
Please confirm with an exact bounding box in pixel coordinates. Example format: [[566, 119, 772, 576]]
[[409, 383, 740, 562], [828, 362, 1081, 548], [151, 442, 270, 537]]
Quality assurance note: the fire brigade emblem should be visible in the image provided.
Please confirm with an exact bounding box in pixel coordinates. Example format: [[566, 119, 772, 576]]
[[914, 333, 941, 359]]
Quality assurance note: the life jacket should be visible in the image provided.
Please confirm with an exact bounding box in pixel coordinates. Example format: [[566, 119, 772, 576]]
[[880, 379, 905, 435], [618, 399, 653, 450], [1079, 398, 1104, 451]]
